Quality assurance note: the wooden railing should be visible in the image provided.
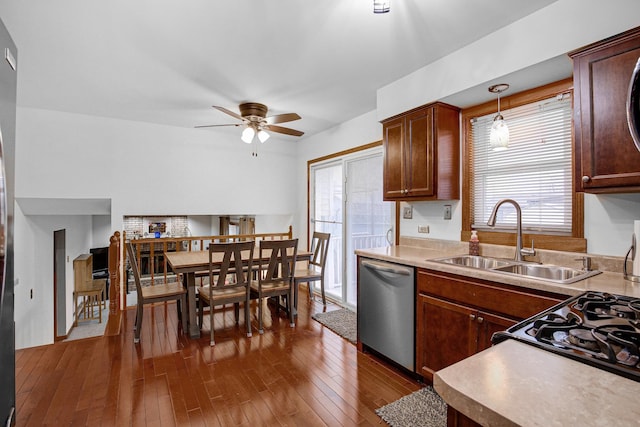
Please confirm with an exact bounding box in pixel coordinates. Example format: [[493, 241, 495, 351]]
[[108, 231, 121, 315]]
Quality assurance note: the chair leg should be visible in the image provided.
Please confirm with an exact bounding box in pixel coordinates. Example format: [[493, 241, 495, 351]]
[[289, 289, 295, 328], [210, 301, 215, 346], [258, 296, 264, 334], [198, 298, 204, 329], [320, 277, 326, 305], [245, 294, 252, 338], [134, 303, 143, 343], [234, 302, 240, 324]]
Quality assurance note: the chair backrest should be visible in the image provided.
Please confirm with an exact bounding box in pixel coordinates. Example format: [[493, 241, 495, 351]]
[[208, 240, 255, 289], [309, 232, 330, 270], [259, 238, 299, 283], [126, 241, 144, 303]]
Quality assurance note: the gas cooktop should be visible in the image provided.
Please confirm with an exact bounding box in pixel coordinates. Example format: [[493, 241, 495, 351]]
[[492, 291, 640, 382]]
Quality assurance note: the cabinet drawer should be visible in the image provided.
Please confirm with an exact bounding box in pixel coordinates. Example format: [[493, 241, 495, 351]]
[[417, 269, 566, 320]]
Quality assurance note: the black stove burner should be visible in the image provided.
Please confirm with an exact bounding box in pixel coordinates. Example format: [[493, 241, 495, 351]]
[[568, 329, 600, 351], [573, 292, 638, 321], [492, 291, 640, 383]]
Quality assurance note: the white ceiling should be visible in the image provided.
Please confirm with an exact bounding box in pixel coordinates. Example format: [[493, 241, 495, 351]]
[[0, 0, 560, 139]]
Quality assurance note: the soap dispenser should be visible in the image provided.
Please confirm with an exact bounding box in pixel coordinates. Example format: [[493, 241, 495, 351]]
[[469, 230, 480, 256]]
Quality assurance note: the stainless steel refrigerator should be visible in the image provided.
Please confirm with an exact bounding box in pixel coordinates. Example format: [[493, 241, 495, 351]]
[[0, 16, 17, 427]]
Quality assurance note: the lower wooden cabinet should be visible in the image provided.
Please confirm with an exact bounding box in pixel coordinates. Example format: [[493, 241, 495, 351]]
[[416, 294, 516, 381], [416, 269, 567, 382]]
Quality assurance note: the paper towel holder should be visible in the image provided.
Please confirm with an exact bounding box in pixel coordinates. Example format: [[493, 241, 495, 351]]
[[624, 233, 640, 282]]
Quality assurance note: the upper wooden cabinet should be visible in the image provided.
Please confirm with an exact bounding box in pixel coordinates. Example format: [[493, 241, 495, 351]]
[[382, 102, 460, 201], [571, 26, 640, 193]]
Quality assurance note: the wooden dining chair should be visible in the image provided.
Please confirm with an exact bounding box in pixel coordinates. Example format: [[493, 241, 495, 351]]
[[294, 232, 330, 306], [251, 238, 298, 334], [198, 240, 255, 346], [126, 242, 187, 343]]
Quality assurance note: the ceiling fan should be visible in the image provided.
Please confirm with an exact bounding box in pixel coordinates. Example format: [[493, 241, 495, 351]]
[[195, 102, 304, 144]]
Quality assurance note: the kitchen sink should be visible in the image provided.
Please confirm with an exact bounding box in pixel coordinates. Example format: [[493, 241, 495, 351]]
[[432, 255, 513, 269], [430, 255, 602, 284], [492, 263, 602, 284]]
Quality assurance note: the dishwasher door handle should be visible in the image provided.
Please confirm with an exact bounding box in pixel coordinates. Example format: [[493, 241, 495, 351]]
[[361, 260, 412, 276]]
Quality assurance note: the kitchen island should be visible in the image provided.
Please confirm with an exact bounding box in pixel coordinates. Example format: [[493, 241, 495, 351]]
[[356, 238, 640, 426]]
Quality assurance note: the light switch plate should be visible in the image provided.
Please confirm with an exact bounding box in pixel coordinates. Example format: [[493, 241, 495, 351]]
[[403, 206, 413, 219], [444, 204, 452, 220]]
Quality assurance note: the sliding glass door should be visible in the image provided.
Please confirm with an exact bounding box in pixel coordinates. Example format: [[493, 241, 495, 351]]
[[310, 147, 393, 309]]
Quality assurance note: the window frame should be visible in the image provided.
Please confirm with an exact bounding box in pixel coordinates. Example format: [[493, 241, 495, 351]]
[[461, 78, 586, 252]]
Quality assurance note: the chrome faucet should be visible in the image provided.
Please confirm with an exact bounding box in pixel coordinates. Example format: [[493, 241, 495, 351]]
[[487, 199, 535, 262]]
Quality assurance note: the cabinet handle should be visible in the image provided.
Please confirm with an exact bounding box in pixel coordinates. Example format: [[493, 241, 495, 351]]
[[469, 314, 476, 321], [582, 175, 591, 183], [477, 316, 484, 324]]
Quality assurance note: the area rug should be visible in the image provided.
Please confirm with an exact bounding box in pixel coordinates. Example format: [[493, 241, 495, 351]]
[[375, 386, 447, 427], [311, 308, 357, 344]]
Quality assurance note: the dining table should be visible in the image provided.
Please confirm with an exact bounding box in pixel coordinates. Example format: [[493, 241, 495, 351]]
[[165, 247, 311, 338]]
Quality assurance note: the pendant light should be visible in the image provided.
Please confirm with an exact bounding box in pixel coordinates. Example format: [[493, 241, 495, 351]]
[[374, 1, 390, 13], [488, 83, 510, 151]]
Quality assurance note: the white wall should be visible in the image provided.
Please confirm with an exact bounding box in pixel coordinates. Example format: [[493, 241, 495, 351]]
[[91, 214, 111, 248], [13, 203, 92, 349]]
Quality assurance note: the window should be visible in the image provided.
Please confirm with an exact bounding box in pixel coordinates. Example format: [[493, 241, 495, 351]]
[[462, 79, 586, 252]]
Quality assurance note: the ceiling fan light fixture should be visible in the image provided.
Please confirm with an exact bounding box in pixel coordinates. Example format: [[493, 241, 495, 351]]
[[373, 1, 390, 13], [488, 83, 510, 151], [241, 126, 255, 144], [257, 129, 270, 143]]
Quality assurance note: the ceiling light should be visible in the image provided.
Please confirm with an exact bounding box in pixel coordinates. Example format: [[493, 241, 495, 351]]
[[374, 1, 390, 13], [488, 83, 510, 151], [257, 129, 270, 143], [241, 126, 255, 144]]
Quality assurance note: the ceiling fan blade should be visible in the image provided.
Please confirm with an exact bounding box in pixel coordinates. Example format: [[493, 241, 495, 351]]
[[212, 106, 245, 121], [265, 113, 301, 125], [266, 124, 304, 137], [194, 123, 241, 128]]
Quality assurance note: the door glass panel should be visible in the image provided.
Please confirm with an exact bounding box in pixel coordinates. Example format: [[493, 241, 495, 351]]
[[310, 149, 393, 308], [346, 154, 392, 306], [312, 164, 343, 302]]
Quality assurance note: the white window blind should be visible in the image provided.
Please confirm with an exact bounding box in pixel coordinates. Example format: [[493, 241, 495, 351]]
[[471, 93, 573, 234]]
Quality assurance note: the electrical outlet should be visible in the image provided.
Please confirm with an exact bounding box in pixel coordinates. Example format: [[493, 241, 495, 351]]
[[418, 225, 429, 233], [444, 204, 452, 220], [402, 206, 413, 219]]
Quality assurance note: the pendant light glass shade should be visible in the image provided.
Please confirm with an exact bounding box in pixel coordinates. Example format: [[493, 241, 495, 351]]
[[257, 129, 270, 143], [374, 1, 390, 13], [488, 83, 510, 151], [241, 126, 255, 144], [490, 115, 509, 151]]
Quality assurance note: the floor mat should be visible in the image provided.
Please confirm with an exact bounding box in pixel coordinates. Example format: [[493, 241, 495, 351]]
[[375, 386, 447, 427], [311, 308, 357, 344]]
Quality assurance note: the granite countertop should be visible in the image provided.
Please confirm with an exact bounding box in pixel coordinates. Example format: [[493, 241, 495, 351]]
[[356, 240, 640, 426]]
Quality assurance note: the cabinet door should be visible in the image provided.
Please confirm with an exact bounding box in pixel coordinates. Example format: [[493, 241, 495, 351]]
[[383, 116, 406, 199], [475, 310, 517, 353], [416, 294, 476, 382], [405, 107, 434, 197], [574, 30, 640, 191]]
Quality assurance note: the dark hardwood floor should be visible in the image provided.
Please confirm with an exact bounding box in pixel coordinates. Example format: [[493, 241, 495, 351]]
[[15, 287, 421, 426]]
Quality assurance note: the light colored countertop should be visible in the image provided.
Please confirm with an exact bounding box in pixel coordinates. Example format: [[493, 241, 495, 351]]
[[355, 240, 640, 426]]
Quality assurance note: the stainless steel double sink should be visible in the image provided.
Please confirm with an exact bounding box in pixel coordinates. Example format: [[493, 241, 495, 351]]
[[430, 255, 602, 284]]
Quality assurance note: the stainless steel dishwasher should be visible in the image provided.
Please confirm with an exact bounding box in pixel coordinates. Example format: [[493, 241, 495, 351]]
[[358, 257, 415, 371]]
